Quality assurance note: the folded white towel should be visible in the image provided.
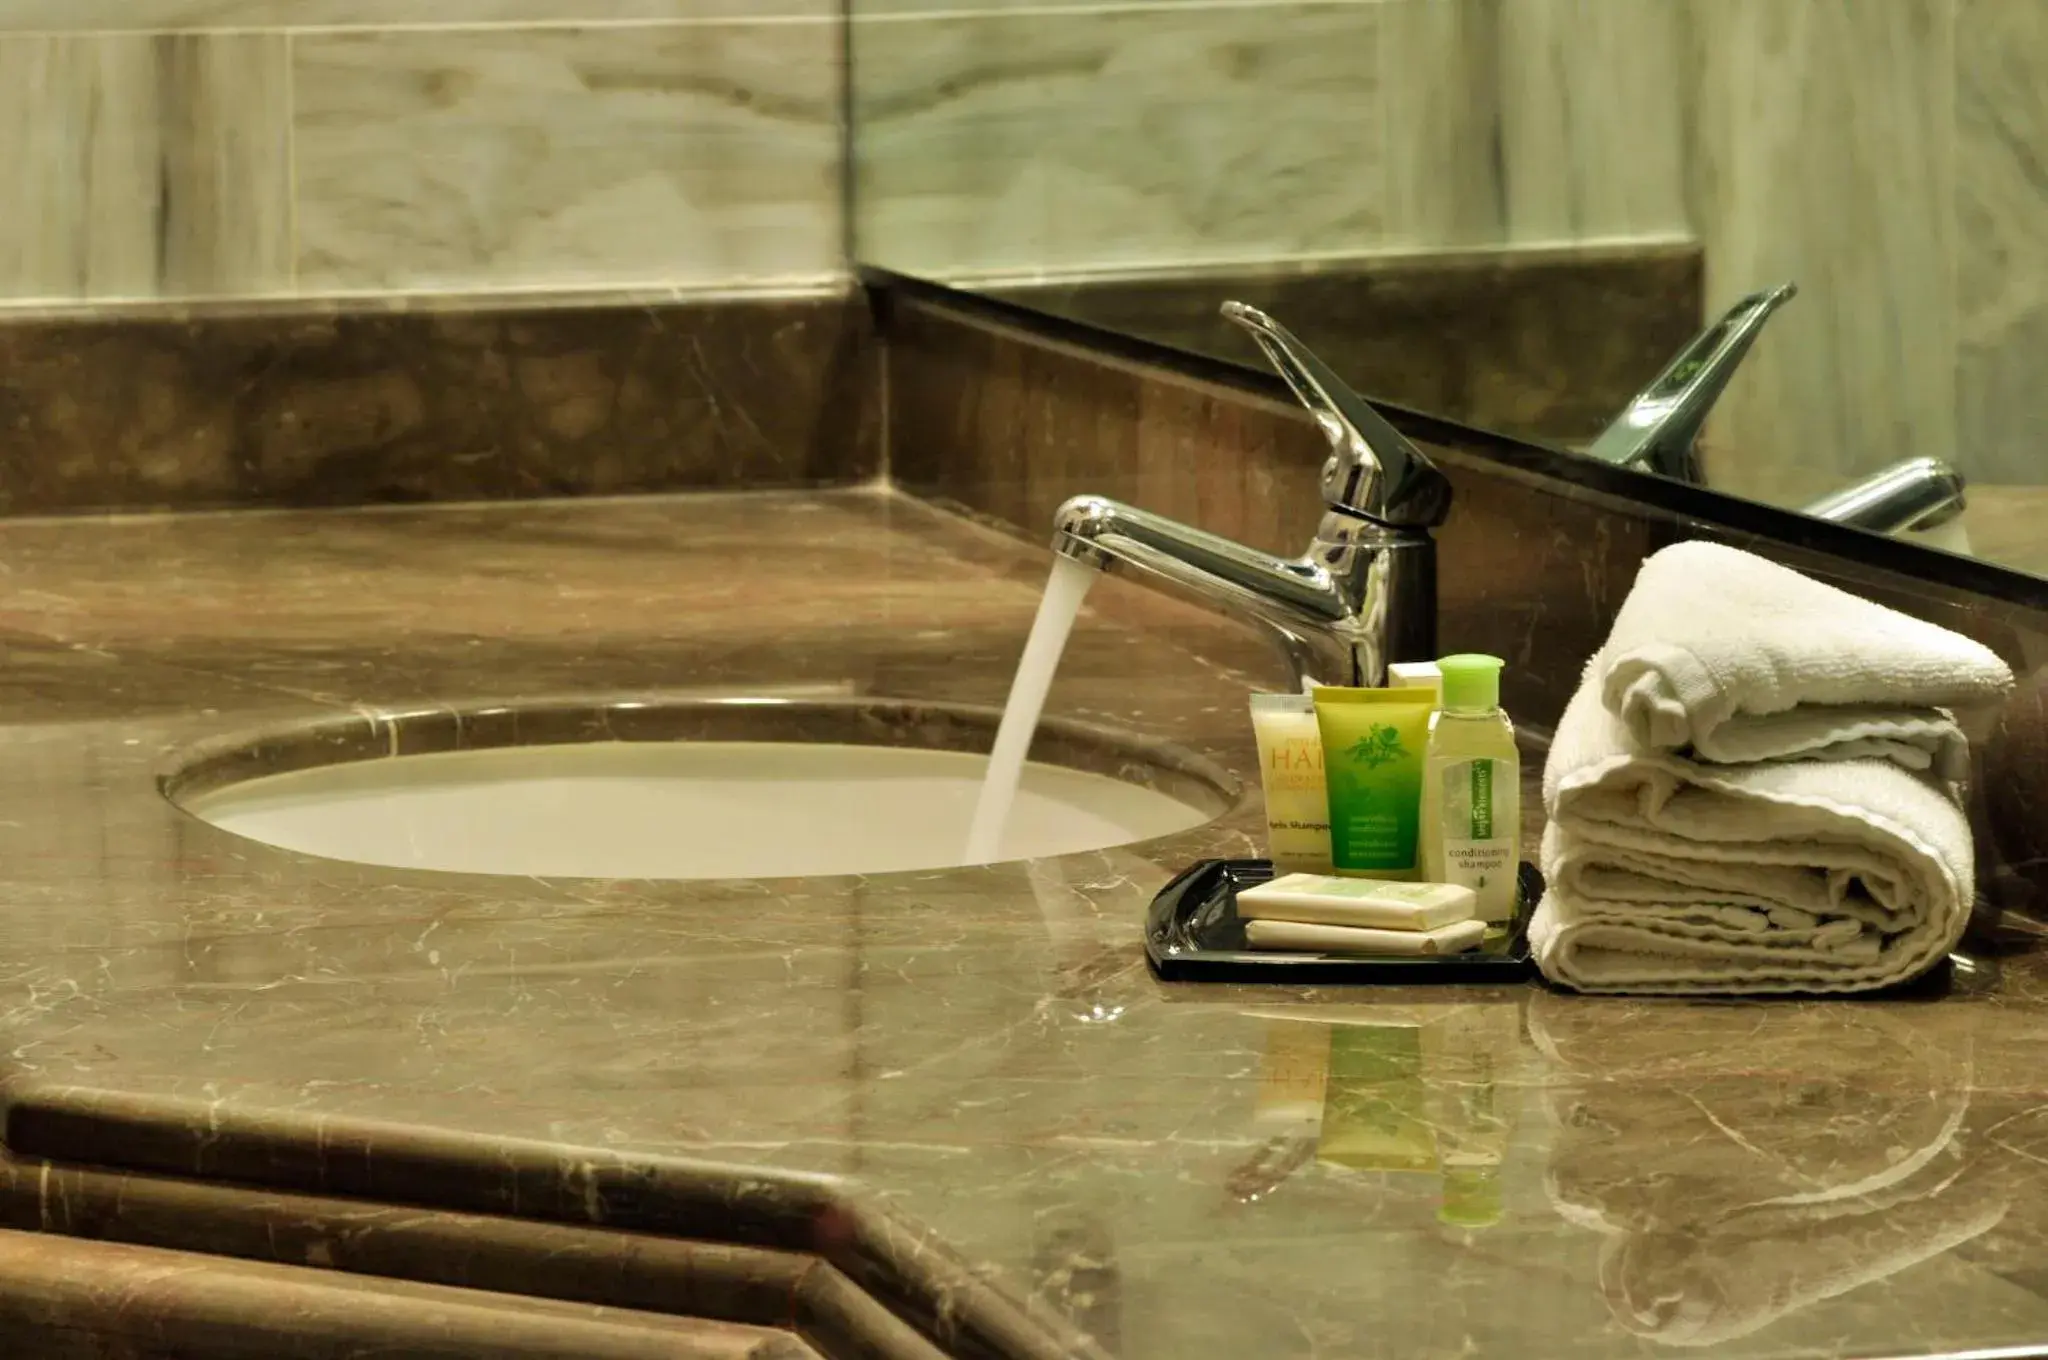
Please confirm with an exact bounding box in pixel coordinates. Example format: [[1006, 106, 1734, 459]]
[[1531, 681, 1975, 994], [1599, 542, 2012, 778]]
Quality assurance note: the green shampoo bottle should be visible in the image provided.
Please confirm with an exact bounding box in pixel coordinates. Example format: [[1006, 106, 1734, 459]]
[[1420, 655, 1520, 924]]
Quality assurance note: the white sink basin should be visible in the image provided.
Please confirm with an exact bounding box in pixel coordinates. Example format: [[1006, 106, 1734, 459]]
[[170, 700, 1234, 880]]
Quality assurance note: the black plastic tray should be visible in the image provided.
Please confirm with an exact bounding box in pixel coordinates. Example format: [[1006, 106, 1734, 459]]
[[1144, 859, 1539, 984]]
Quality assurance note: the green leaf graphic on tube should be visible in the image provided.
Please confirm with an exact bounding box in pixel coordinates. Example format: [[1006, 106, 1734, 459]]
[[1346, 725, 1408, 770]]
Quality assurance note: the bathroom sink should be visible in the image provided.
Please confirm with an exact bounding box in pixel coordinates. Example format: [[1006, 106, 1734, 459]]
[[167, 698, 1237, 880]]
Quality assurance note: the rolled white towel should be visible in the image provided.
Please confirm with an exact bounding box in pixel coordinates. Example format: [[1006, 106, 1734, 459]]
[[1531, 682, 1974, 995], [1598, 541, 2012, 778]]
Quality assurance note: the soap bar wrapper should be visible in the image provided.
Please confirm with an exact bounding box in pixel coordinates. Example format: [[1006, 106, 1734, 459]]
[[1387, 662, 1444, 706], [1249, 693, 1333, 874], [1237, 874, 1476, 931], [1244, 917, 1487, 957], [1312, 688, 1435, 880]]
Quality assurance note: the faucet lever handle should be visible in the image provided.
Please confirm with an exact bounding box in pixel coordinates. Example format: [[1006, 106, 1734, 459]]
[[1586, 282, 1798, 483], [1222, 301, 1450, 528]]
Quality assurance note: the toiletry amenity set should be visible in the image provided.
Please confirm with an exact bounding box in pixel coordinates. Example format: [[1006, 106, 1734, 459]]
[[1145, 653, 1536, 982], [1149, 541, 2016, 997], [1259, 656, 1519, 948]]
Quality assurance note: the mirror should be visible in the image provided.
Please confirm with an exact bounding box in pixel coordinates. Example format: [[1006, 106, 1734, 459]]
[[847, 2, 2042, 580]]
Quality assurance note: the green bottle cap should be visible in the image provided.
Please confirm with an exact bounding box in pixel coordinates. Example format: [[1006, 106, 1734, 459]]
[[1437, 654, 1504, 711]]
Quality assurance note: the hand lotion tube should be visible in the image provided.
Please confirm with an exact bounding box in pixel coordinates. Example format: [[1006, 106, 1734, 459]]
[[1312, 688, 1435, 880], [1249, 693, 1334, 873]]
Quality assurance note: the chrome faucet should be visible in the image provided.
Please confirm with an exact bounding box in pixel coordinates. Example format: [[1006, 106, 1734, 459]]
[[1800, 456, 1967, 537], [1586, 283, 1798, 483], [1589, 282, 1969, 537], [1051, 302, 1451, 690]]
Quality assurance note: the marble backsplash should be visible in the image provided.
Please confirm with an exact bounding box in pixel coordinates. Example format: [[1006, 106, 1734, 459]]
[[0, 292, 880, 512], [0, 239, 1695, 515]]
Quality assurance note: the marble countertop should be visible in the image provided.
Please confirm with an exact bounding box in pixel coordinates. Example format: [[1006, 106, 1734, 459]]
[[3, 489, 2048, 1359]]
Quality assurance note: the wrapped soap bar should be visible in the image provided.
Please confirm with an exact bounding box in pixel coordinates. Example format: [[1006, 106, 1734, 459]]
[[1236, 874, 1476, 931], [1245, 918, 1487, 957]]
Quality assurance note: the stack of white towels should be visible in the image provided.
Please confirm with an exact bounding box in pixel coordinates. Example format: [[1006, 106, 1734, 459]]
[[1531, 541, 2015, 995]]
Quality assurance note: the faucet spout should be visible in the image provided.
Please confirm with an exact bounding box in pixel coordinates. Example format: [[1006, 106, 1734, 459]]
[[1802, 457, 1967, 536], [1052, 495, 1434, 689], [1588, 283, 1798, 482], [1047, 301, 1448, 691]]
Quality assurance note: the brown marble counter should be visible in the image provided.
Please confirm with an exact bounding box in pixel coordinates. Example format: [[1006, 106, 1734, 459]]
[[1, 489, 2047, 1358]]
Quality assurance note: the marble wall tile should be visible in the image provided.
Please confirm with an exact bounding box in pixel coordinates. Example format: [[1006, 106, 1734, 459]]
[[293, 22, 841, 294], [1377, 0, 1504, 249], [1680, 0, 1956, 505], [1956, 0, 2048, 486], [851, 2, 1386, 278], [856, 0, 1685, 269], [0, 32, 292, 300], [0, 0, 834, 28], [1380, 0, 1689, 249], [1493, 0, 1688, 243], [858, 0, 1216, 9]]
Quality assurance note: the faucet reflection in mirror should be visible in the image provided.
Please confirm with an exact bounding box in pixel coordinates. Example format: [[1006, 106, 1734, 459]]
[[1587, 284, 1799, 484], [1590, 283, 1969, 542], [1053, 302, 1450, 691]]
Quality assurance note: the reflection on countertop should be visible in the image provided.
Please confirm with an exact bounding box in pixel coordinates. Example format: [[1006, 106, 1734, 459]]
[[0, 488, 2046, 1358], [1530, 993, 2009, 1349]]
